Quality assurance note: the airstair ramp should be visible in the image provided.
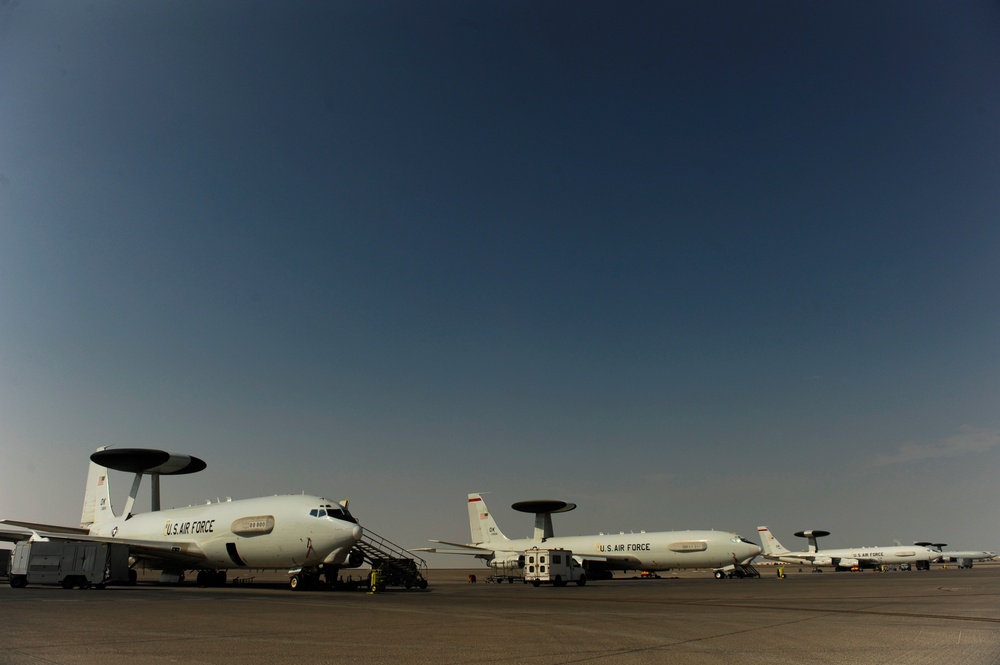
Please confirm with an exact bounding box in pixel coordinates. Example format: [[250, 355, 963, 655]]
[[353, 528, 428, 589], [715, 563, 761, 579]]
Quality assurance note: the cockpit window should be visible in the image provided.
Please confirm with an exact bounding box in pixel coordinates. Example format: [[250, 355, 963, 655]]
[[312, 504, 358, 523]]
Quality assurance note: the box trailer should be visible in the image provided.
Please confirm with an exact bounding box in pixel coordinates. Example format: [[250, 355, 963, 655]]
[[523, 548, 586, 587], [8, 541, 131, 589]]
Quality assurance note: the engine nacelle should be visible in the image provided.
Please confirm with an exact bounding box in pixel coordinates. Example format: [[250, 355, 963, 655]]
[[491, 552, 525, 569], [832, 557, 859, 569], [342, 549, 365, 568]]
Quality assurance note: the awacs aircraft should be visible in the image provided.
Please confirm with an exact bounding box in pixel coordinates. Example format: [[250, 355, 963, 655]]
[[418, 493, 762, 580], [1, 448, 363, 589], [914, 542, 997, 568], [757, 526, 938, 571]]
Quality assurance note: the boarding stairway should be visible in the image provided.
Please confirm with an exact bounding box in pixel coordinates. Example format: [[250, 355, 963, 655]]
[[715, 563, 760, 579], [352, 529, 428, 589]]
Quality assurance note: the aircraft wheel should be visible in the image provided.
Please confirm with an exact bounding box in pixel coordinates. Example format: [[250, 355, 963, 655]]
[[714, 570, 725, 579], [290, 574, 303, 591]]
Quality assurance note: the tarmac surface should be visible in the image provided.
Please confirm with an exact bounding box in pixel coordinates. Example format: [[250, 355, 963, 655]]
[[3, 566, 1000, 664]]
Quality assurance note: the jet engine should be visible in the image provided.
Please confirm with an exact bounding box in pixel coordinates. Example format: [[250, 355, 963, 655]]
[[832, 557, 859, 570], [491, 552, 525, 569], [343, 549, 365, 568]]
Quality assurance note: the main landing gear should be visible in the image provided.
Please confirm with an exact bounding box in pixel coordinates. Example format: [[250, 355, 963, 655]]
[[196, 570, 228, 586], [289, 566, 332, 590]]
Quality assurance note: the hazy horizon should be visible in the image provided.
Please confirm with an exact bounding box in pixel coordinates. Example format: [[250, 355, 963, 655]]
[[3, 2, 999, 564]]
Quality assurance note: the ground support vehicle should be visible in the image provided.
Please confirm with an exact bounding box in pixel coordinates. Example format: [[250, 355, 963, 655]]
[[487, 558, 522, 584], [713, 563, 761, 579], [9, 541, 131, 589], [523, 548, 586, 587]]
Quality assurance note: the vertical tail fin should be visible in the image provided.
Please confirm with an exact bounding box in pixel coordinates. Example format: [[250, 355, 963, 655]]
[[468, 493, 508, 544], [80, 448, 116, 527], [757, 526, 790, 556]]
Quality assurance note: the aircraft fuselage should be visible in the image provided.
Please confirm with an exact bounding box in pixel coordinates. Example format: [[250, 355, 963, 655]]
[[765, 545, 935, 568], [489, 530, 760, 571], [89, 494, 362, 570]]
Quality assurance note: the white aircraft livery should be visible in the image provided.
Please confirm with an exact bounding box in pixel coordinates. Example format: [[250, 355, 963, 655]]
[[1, 447, 363, 588], [418, 493, 761, 580], [757, 526, 938, 570], [914, 542, 997, 568]]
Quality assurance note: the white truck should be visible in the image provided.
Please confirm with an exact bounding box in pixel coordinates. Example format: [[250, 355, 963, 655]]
[[8, 541, 132, 589], [523, 548, 586, 587]]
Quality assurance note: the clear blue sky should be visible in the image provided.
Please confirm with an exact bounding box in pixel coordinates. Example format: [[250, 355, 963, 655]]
[[2, 1, 999, 562]]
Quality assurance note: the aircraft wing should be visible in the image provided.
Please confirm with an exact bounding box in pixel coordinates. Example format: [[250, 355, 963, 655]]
[[412, 540, 496, 557], [114, 539, 209, 567], [415, 541, 647, 568], [0, 521, 208, 566], [761, 552, 814, 561], [573, 553, 645, 568]]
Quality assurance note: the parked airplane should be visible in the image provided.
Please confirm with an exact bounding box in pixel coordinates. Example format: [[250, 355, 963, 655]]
[[418, 493, 762, 580], [1, 447, 364, 589], [757, 526, 938, 571], [914, 542, 997, 568]]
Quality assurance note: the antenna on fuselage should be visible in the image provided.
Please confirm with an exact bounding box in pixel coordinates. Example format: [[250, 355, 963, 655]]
[[90, 448, 207, 515], [512, 499, 577, 541], [794, 529, 831, 553]]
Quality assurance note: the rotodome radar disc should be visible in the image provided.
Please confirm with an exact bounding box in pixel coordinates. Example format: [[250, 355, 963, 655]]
[[90, 448, 207, 475], [511, 500, 576, 514]]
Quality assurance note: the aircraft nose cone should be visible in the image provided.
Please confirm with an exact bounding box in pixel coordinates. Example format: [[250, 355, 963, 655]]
[[352, 524, 363, 542]]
